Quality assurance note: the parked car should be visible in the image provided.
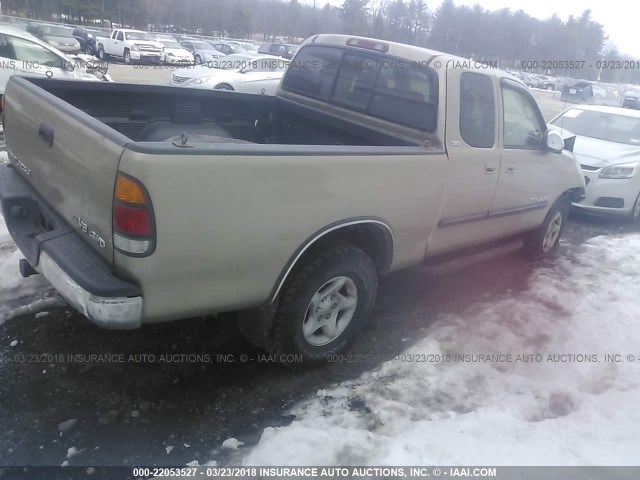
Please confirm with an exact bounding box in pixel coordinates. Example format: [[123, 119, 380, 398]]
[[622, 88, 640, 110], [549, 105, 640, 220], [169, 53, 257, 85], [539, 75, 559, 91], [179, 39, 222, 64], [73, 26, 108, 55], [227, 41, 258, 54], [156, 38, 193, 65], [27, 23, 81, 54], [96, 29, 164, 64], [258, 42, 298, 59], [211, 42, 247, 55], [172, 55, 290, 94], [0, 25, 110, 96], [0, 34, 584, 366], [560, 81, 593, 103]]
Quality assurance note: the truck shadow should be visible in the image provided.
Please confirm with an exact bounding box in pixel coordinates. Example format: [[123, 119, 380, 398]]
[[0, 216, 622, 467]]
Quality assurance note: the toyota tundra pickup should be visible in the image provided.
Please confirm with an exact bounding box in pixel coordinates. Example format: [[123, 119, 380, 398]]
[[0, 34, 585, 365]]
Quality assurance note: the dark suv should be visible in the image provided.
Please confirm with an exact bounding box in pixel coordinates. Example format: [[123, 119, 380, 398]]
[[72, 26, 108, 55], [258, 42, 298, 59]]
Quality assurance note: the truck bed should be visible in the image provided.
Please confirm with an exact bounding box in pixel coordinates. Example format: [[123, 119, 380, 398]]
[[25, 78, 418, 147]]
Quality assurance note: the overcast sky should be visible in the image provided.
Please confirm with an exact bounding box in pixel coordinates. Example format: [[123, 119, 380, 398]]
[[303, 0, 637, 58]]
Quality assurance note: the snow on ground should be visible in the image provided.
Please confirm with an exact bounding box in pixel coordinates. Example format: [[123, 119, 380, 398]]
[[0, 213, 52, 322], [241, 234, 640, 466]]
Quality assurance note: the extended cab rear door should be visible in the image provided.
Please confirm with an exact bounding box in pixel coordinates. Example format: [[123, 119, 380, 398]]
[[428, 67, 501, 253]]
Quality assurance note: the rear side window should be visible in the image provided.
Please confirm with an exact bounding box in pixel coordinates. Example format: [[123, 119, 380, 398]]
[[368, 60, 437, 131], [117, 31, 124, 41], [459, 72, 495, 148], [282, 45, 342, 101], [282, 45, 438, 132]]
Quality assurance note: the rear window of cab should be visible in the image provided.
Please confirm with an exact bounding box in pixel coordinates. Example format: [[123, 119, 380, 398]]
[[282, 45, 438, 132]]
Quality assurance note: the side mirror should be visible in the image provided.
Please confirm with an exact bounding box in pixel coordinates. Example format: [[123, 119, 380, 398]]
[[63, 60, 75, 72], [546, 130, 564, 153]]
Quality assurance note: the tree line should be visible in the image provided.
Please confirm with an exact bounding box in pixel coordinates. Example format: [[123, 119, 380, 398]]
[[2, 0, 638, 83]]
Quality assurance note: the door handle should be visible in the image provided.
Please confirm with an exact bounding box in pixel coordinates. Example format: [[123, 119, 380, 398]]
[[485, 166, 497, 174], [506, 166, 516, 173], [38, 123, 54, 147]]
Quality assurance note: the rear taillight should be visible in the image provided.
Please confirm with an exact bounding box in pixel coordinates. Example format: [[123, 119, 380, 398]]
[[113, 173, 155, 256]]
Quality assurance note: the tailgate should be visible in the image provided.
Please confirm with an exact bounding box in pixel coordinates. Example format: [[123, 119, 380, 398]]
[[3, 77, 130, 264]]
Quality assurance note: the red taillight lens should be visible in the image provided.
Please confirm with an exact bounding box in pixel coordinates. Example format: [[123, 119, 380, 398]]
[[114, 204, 151, 237], [113, 173, 155, 256]]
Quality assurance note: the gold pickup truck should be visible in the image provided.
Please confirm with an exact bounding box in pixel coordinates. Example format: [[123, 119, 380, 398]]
[[0, 34, 584, 365]]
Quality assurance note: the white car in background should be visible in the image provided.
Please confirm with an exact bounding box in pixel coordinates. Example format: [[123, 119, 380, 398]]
[[0, 25, 110, 95], [170, 54, 290, 95], [156, 38, 193, 65], [549, 105, 640, 221]]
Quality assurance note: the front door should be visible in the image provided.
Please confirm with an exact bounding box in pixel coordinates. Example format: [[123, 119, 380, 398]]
[[488, 79, 555, 233]]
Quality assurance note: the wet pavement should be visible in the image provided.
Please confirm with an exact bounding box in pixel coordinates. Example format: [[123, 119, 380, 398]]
[[0, 212, 636, 467]]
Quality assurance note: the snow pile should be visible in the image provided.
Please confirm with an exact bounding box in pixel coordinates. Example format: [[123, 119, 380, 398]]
[[243, 234, 640, 466], [0, 213, 51, 321]]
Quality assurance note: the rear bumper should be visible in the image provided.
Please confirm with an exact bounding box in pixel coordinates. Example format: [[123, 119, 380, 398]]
[[0, 164, 143, 328]]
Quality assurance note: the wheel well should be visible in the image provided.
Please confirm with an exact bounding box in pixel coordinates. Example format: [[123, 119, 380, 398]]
[[269, 220, 394, 303], [309, 223, 393, 275]]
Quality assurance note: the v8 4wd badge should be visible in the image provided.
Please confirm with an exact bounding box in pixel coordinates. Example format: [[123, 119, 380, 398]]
[[72, 216, 106, 249]]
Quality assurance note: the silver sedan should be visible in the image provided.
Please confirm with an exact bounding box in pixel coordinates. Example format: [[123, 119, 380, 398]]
[[549, 105, 640, 221]]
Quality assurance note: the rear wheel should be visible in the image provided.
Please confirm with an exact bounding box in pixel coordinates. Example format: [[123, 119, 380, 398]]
[[123, 49, 132, 65], [266, 243, 377, 368], [195, 54, 202, 64], [98, 45, 107, 60], [523, 197, 569, 258]]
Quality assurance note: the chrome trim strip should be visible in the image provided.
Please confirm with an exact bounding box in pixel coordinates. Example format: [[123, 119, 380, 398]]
[[438, 212, 487, 228], [487, 201, 548, 219], [438, 201, 549, 228]]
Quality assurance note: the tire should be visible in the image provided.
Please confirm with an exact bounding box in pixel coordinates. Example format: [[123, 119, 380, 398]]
[[123, 49, 131, 65], [214, 83, 234, 91], [522, 196, 569, 258], [98, 46, 107, 60], [266, 243, 377, 368], [195, 54, 202, 64]]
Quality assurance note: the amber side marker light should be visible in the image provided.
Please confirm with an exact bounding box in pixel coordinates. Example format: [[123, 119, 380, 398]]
[[113, 173, 156, 257]]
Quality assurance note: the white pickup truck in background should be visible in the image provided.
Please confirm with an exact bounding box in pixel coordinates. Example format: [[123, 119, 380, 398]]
[[96, 29, 163, 65]]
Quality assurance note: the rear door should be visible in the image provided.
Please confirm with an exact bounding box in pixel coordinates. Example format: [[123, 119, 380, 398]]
[[428, 69, 501, 253], [3, 77, 128, 263]]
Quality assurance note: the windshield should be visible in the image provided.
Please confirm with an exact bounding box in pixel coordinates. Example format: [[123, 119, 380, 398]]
[[160, 40, 180, 48], [41, 26, 73, 37], [551, 109, 640, 145], [125, 31, 153, 41], [193, 42, 213, 50]]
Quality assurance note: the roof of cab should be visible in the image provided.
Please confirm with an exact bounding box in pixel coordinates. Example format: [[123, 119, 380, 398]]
[[304, 34, 519, 82]]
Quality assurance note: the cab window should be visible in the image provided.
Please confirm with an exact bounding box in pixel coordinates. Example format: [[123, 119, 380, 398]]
[[502, 81, 546, 149], [460, 72, 495, 148], [117, 31, 124, 41]]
